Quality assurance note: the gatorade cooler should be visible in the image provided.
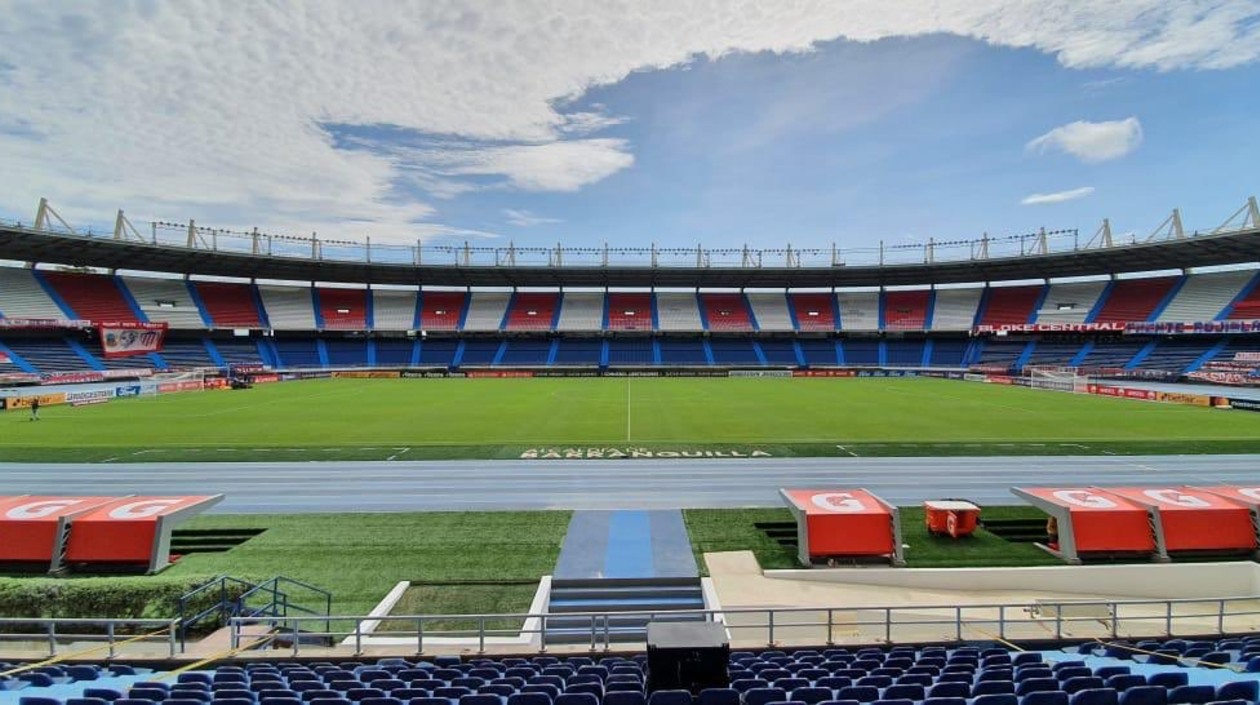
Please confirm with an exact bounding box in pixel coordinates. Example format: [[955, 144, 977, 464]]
[[924, 500, 981, 538]]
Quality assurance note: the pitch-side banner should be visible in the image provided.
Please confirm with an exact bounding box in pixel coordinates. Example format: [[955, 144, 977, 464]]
[[98, 321, 168, 358]]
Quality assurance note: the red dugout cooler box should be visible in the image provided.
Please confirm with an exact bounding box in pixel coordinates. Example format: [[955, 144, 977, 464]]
[[924, 500, 980, 538], [780, 488, 905, 566]]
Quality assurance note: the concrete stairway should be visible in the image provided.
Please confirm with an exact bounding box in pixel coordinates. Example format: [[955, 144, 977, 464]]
[[545, 510, 705, 644]]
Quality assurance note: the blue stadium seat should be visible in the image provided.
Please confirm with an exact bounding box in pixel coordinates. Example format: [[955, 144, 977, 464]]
[[19, 675, 56, 688], [1018, 670, 1055, 683], [895, 674, 933, 687], [1071, 690, 1118, 705], [647, 691, 692, 705], [1094, 668, 1130, 680], [1018, 679, 1061, 696], [697, 689, 740, 705], [348, 689, 387, 702], [816, 677, 852, 691], [924, 697, 967, 705], [939, 673, 975, 684], [1063, 678, 1106, 695], [1168, 687, 1215, 705], [69, 699, 111, 705], [435, 687, 474, 700], [603, 692, 647, 705], [774, 679, 811, 692], [509, 689, 554, 705], [1107, 677, 1147, 693], [1057, 669, 1093, 682], [131, 688, 170, 701], [732, 679, 769, 693], [974, 683, 1017, 697], [835, 687, 879, 704], [928, 683, 970, 699], [881, 685, 925, 701], [478, 686, 513, 698], [521, 685, 560, 700], [394, 691, 430, 700], [452, 679, 487, 691], [1053, 663, 1088, 673], [745, 688, 789, 705], [790, 688, 833, 705], [1118, 688, 1166, 705], [360, 699, 401, 705], [85, 689, 124, 701], [980, 670, 1015, 682], [856, 677, 892, 689], [1013, 655, 1044, 668], [116, 700, 159, 705], [1216, 682, 1258, 702], [1022, 692, 1070, 705], [1148, 675, 1189, 690], [554, 695, 597, 705], [171, 698, 212, 705], [564, 683, 602, 699], [576, 667, 608, 681], [459, 696, 504, 705], [1197, 653, 1233, 667], [972, 695, 1019, 705], [410, 698, 453, 705], [871, 699, 913, 705]]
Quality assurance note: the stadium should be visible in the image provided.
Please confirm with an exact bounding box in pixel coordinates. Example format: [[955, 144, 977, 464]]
[[4, 5, 1260, 705]]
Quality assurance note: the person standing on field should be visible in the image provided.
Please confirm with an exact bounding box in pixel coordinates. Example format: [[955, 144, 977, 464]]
[[29, 397, 40, 421]]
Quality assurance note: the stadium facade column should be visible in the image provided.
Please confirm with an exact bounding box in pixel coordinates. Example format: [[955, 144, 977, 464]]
[[1148, 274, 1188, 321], [184, 279, 215, 327]]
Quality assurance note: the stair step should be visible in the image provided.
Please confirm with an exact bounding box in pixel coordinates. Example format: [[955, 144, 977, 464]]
[[551, 577, 700, 589], [549, 586, 703, 601], [549, 597, 705, 613], [544, 613, 707, 630]]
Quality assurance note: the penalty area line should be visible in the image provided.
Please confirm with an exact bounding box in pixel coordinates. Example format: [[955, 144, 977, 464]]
[[835, 444, 859, 457]]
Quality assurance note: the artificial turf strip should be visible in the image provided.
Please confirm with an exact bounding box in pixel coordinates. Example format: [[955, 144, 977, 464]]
[[3, 376, 1260, 462]]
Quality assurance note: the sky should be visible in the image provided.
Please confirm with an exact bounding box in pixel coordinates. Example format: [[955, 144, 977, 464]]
[[0, 1, 1258, 254]]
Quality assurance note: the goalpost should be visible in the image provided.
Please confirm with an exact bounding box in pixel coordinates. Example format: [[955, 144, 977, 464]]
[[1026, 365, 1089, 394]]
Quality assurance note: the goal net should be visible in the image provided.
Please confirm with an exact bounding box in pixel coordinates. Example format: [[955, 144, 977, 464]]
[[1026, 366, 1088, 394]]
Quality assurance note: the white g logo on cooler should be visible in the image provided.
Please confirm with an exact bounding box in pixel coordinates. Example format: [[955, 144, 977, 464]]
[[811, 493, 866, 513], [107, 499, 182, 519], [1142, 489, 1210, 507], [1052, 490, 1116, 508], [6, 499, 84, 519]]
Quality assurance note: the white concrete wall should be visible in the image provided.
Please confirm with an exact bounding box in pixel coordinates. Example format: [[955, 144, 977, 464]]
[[766, 561, 1260, 600]]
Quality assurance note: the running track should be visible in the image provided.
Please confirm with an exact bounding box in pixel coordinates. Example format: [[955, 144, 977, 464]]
[[0, 455, 1255, 513]]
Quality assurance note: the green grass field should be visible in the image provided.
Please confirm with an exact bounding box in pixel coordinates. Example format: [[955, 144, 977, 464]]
[[2, 376, 1259, 461]]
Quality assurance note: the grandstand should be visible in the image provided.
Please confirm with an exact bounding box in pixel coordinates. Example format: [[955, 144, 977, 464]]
[[4, 267, 1260, 376]]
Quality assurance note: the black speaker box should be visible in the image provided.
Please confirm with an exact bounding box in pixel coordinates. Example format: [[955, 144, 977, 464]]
[[645, 621, 730, 694]]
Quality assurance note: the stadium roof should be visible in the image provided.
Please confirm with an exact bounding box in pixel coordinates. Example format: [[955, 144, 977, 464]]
[[3, 200, 1260, 288], [4, 223, 1260, 288]]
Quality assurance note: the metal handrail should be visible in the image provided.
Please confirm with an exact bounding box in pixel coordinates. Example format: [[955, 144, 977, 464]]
[[227, 594, 1260, 656], [0, 617, 180, 659]]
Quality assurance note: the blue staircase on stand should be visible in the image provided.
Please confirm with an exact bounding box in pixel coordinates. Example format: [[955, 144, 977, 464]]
[[546, 510, 705, 644]]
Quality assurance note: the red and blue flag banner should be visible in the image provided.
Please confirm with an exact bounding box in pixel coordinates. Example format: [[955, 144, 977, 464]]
[[98, 321, 169, 358]]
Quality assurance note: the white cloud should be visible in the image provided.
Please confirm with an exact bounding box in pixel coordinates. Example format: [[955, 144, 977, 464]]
[[1021, 186, 1096, 205], [504, 209, 564, 227], [0, 2, 1256, 242], [1027, 118, 1144, 163]]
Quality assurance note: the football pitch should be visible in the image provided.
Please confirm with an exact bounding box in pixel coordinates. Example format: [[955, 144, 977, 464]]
[[3, 376, 1260, 462]]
